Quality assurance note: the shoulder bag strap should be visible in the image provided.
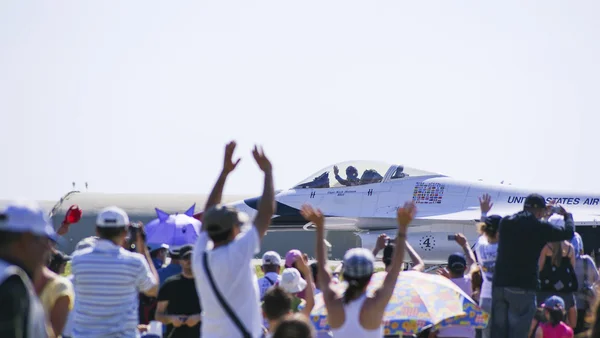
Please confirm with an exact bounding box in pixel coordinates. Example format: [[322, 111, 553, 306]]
[[203, 252, 252, 338], [264, 275, 276, 286], [584, 257, 589, 286]]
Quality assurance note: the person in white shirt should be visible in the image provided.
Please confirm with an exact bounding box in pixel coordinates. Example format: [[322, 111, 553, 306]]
[[258, 251, 282, 299], [192, 142, 275, 338], [71, 206, 159, 338], [474, 215, 501, 338], [302, 202, 416, 338]]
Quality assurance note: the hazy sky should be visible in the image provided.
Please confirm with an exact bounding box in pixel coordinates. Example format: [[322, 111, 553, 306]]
[[1, 1, 599, 202]]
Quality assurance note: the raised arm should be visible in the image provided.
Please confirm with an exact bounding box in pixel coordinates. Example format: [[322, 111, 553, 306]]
[[539, 206, 574, 242], [363, 202, 416, 327], [454, 233, 476, 270], [202, 141, 241, 231], [479, 194, 493, 221], [301, 205, 332, 294], [251, 146, 275, 239], [406, 241, 425, 272]]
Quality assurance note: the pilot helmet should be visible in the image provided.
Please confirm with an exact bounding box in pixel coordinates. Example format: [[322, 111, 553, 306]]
[[346, 166, 358, 179]]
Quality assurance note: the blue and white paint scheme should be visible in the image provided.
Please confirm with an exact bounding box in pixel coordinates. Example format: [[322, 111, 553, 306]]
[[224, 160, 600, 264]]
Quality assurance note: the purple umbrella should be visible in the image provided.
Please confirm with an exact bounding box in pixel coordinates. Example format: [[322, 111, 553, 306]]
[[144, 204, 201, 248]]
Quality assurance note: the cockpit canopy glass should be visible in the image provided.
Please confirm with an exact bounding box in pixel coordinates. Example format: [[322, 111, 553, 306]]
[[292, 161, 439, 189]]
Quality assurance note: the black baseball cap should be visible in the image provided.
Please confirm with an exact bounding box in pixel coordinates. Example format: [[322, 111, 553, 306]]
[[448, 252, 466, 273], [484, 215, 502, 232], [179, 244, 194, 259], [524, 194, 547, 209]]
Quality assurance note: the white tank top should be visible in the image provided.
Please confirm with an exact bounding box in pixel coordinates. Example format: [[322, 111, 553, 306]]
[[330, 294, 384, 338], [0, 260, 49, 338]]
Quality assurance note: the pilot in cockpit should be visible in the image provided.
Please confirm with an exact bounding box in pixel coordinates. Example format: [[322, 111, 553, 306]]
[[391, 165, 408, 179], [333, 165, 360, 186]]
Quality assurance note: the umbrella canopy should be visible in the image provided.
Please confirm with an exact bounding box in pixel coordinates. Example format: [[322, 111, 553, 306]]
[[307, 270, 488, 335], [144, 207, 201, 247]]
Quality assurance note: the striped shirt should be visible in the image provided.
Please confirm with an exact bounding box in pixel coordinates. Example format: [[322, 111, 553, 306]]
[[71, 239, 157, 338]]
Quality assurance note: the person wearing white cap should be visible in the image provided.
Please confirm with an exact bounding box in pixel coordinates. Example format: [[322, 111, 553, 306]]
[[258, 251, 283, 299], [302, 201, 416, 338], [0, 200, 56, 338], [70, 206, 159, 338]]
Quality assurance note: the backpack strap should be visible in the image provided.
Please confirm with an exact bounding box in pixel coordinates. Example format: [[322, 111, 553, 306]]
[[202, 252, 252, 338], [264, 275, 276, 286]]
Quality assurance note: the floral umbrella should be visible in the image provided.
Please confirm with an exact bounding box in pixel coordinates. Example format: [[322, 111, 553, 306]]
[[306, 270, 489, 335]]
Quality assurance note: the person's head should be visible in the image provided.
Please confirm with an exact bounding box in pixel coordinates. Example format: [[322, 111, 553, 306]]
[[542, 295, 566, 327], [285, 249, 307, 278], [168, 247, 181, 264], [280, 268, 307, 296], [148, 243, 169, 263], [447, 252, 467, 278], [346, 166, 358, 180], [523, 194, 548, 219], [285, 249, 302, 268], [178, 244, 194, 276], [272, 313, 316, 338], [262, 286, 292, 322], [203, 204, 249, 246], [95, 206, 130, 246], [477, 215, 501, 241], [0, 201, 56, 275], [309, 262, 318, 285], [262, 251, 282, 274], [48, 250, 71, 275], [570, 232, 584, 257], [382, 241, 395, 271], [342, 248, 375, 303]]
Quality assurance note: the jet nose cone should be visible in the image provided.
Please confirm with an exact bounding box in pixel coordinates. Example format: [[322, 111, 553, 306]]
[[227, 199, 258, 220]]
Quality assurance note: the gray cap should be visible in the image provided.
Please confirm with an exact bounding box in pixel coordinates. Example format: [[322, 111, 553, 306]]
[[203, 204, 249, 235]]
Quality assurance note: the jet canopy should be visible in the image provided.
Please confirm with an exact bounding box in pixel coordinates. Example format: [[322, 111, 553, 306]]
[[292, 160, 439, 189]]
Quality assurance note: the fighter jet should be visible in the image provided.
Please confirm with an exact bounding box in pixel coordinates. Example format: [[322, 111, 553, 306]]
[[222, 160, 600, 264]]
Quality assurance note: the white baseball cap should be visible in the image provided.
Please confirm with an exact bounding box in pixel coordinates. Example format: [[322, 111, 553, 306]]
[[96, 206, 130, 227], [0, 201, 57, 241], [279, 268, 307, 294], [262, 251, 282, 266]]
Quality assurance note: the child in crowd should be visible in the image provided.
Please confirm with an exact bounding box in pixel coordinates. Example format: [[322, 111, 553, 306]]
[[532, 295, 574, 338]]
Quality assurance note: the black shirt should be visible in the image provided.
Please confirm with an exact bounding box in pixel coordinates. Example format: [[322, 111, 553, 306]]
[[157, 274, 202, 338], [0, 275, 30, 338], [493, 211, 574, 290]]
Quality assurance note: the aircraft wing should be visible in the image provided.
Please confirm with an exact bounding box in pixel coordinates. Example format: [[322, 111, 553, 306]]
[[417, 208, 600, 226]]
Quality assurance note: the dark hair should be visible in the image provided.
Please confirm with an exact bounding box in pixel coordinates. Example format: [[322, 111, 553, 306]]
[[310, 262, 318, 284], [272, 313, 316, 338], [383, 243, 395, 267], [545, 308, 564, 327], [550, 242, 563, 267], [96, 227, 126, 240], [209, 229, 233, 243], [477, 220, 499, 240], [263, 264, 279, 273], [471, 266, 483, 293], [342, 274, 371, 304], [0, 230, 22, 248], [262, 286, 292, 321]]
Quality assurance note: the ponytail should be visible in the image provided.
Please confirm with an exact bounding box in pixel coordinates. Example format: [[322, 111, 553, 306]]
[[546, 308, 564, 327], [342, 275, 371, 304]]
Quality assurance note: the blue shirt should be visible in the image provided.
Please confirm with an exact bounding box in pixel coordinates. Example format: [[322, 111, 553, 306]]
[[158, 263, 182, 286]]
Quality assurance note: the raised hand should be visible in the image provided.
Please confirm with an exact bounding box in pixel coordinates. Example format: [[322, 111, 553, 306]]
[[333, 165, 339, 175], [479, 194, 493, 214], [300, 204, 325, 230], [375, 233, 389, 251], [454, 233, 468, 248], [252, 145, 272, 173], [223, 141, 241, 174], [396, 201, 417, 231]]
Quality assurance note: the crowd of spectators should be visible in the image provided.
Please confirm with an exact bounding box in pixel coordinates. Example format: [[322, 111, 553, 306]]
[[1, 142, 600, 338]]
